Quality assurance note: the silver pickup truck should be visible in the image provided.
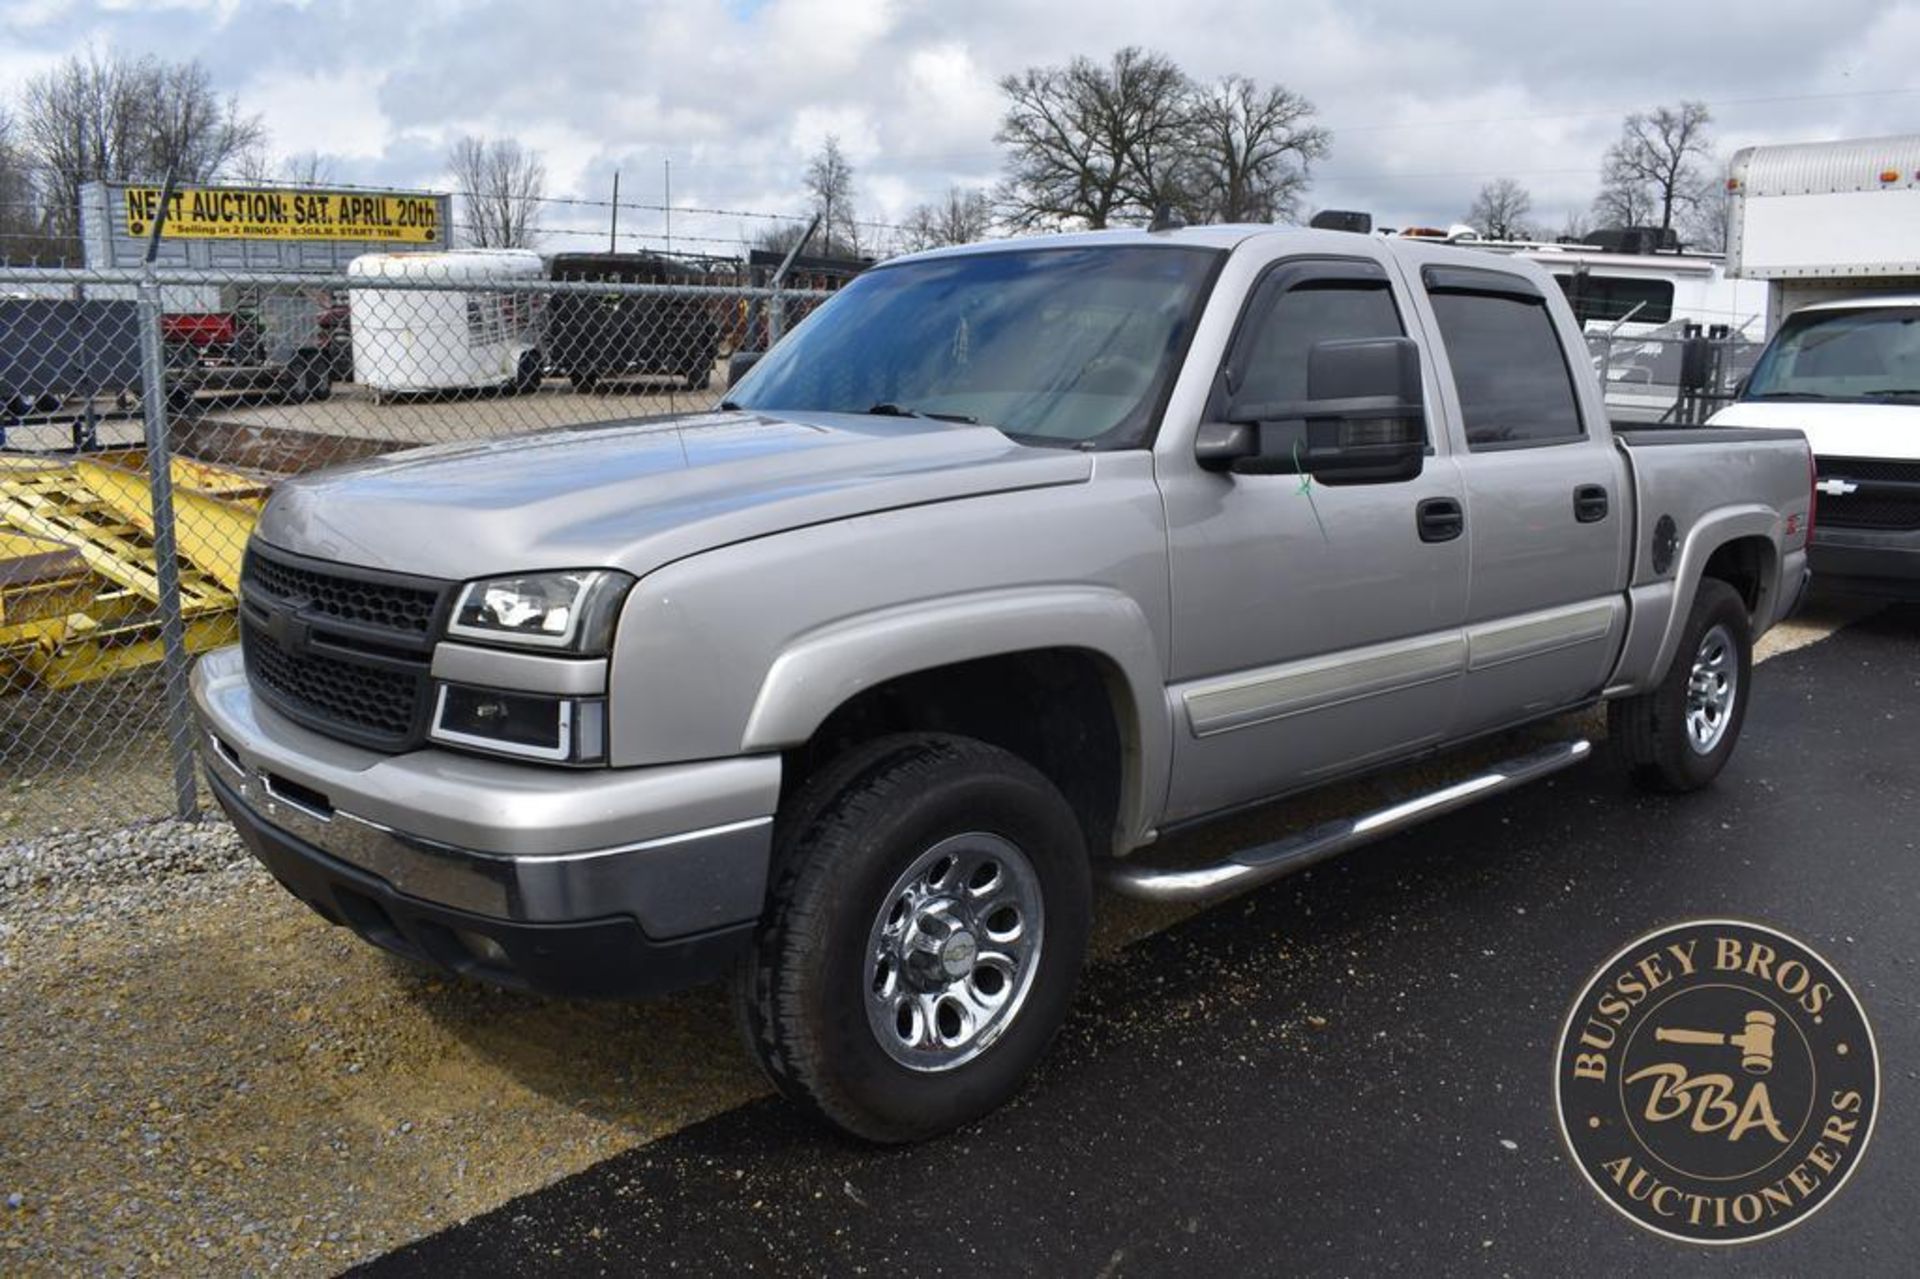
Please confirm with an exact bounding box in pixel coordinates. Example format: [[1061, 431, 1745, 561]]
[[193, 227, 1814, 1141]]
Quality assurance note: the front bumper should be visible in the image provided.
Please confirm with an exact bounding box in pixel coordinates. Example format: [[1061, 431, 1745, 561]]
[[1811, 525, 1920, 598], [191, 646, 780, 997]]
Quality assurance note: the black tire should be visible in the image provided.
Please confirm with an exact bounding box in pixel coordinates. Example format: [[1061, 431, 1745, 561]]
[[569, 368, 600, 393], [735, 733, 1091, 1143], [511, 349, 544, 395], [1610, 577, 1752, 792], [283, 353, 330, 405]]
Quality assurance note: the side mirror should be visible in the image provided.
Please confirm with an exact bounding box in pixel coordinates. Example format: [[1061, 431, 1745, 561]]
[[727, 350, 764, 387], [1196, 337, 1426, 485]]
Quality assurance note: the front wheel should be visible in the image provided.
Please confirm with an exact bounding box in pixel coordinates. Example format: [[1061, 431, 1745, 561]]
[[735, 734, 1090, 1143], [1610, 577, 1753, 792]]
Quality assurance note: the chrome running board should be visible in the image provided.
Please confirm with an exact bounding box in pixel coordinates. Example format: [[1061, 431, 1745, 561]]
[[1098, 739, 1592, 903]]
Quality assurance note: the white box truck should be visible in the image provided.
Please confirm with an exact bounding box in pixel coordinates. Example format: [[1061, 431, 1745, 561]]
[[1709, 133, 1920, 596]]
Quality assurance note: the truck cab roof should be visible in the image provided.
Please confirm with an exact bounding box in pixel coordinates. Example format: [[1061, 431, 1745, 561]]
[[889, 225, 1562, 287]]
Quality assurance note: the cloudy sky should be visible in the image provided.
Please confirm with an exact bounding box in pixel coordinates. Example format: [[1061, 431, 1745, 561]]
[[4, 0, 1918, 253]]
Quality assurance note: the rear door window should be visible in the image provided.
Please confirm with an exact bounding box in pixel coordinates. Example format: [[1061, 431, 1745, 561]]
[[1426, 284, 1585, 449]]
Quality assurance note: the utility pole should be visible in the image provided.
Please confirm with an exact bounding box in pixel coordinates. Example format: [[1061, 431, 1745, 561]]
[[664, 158, 672, 255], [609, 169, 620, 251]]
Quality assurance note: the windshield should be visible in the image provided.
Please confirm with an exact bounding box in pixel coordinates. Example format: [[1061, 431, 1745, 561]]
[[1743, 306, 1920, 403], [728, 245, 1222, 447]]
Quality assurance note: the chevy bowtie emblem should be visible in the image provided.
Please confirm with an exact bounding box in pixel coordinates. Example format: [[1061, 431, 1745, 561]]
[[1816, 478, 1859, 496]]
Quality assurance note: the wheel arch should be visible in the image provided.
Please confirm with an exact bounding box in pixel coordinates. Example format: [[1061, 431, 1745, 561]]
[[742, 587, 1169, 854], [1628, 508, 1779, 693]]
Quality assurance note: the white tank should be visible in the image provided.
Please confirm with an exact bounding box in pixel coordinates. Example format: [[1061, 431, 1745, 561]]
[[347, 249, 545, 395]]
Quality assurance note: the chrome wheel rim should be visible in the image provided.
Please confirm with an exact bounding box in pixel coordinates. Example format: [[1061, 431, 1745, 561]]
[[864, 832, 1044, 1072], [1685, 622, 1738, 755]]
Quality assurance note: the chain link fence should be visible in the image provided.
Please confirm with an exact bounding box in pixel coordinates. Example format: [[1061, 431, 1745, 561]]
[[2, 258, 831, 837], [1587, 327, 1766, 426]]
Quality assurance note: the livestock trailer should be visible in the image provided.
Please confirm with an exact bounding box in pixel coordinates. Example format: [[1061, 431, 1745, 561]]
[[347, 249, 545, 397]]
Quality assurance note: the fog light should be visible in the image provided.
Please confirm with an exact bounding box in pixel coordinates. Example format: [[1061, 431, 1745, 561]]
[[455, 929, 510, 966], [429, 685, 606, 763]]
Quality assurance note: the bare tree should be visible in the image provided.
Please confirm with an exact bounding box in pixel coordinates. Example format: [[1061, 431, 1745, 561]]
[[804, 136, 859, 258], [751, 219, 814, 257], [1557, 209, 1594, 243], [448, 135, 545, 248], [235, 145, 337, 186], [994, 47, 1194, 230], [900, 186, 994, 252], [277, 151, 336, 186], [1590, 177, 1653, 228], [1466, 177, 1534, 240], [1182, 75, 1329, 224], [1592, 101, 1714, 232], [1682, 171, 1731, 253], [0, 107, 41, 259], [19, 50, 263, 246], [21, 49, 143, 240], [144, 59, 265, 182]]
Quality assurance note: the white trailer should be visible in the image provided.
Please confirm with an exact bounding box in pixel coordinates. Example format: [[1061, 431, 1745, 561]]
[[348, 249, 545, 398], [1710, 134, 1920, 596]]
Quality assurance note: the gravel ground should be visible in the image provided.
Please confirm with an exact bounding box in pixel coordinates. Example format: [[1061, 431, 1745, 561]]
[[0, 597, 1872, 1274]]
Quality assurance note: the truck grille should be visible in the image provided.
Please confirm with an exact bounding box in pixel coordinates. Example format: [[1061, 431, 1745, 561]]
[[1816, 457, 1920, 531], [238, 543, 453, 751], [246, 550, 442, 634]]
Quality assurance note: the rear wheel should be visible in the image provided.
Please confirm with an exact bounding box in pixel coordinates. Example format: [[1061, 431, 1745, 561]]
[[511, 349, 544, 395], [735, 734, 1090, 1143], [281, 352, 331, 404], [1610, 577, 1752, 792]]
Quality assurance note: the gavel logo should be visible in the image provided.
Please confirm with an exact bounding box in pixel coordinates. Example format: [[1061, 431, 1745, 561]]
[[1654, 1009, 1778, 1075]]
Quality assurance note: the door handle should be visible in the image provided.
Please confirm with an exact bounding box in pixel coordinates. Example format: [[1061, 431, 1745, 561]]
[[1574, 484, 1609, 523], [1417, 497, 1464, 543]]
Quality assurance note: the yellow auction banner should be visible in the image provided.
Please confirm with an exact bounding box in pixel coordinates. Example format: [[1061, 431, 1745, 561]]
[[122, 185, 443, 243]]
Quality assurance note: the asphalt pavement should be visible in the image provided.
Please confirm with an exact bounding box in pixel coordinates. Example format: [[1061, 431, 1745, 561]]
[[362, 607, 1920, 1277]]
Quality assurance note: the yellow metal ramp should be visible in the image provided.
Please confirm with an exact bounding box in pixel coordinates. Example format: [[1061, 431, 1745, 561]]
[[1, 452, 266, 690]]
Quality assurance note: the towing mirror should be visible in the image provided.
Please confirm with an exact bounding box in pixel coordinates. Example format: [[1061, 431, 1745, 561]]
[[1196, 337, 1426, 485], [727, 350, 764, 387]]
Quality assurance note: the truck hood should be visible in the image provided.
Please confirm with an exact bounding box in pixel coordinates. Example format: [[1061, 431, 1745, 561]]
[[255, 409, 1093, 580], [1707, 400, 1920, 461]]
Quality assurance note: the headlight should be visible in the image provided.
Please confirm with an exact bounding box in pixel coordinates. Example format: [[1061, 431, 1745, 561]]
[[446, 569, 635, 654]]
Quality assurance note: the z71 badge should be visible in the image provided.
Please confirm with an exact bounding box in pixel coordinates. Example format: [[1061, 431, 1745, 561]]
[[1554, 919, 1878, 1244]]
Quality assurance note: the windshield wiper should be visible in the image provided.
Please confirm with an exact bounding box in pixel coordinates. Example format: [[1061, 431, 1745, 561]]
[[1743, 391, 1831, 401], [1861, 389, 1920, 401], [864, 402, 978, 424]]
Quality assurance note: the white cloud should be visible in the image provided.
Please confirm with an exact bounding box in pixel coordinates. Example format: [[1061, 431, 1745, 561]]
[[242, 67, 391, 160], [5, 0, 1919, 250]]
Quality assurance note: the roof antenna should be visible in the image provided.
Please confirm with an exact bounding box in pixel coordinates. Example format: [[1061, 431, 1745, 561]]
[[1148, 201, 1186, 233]]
